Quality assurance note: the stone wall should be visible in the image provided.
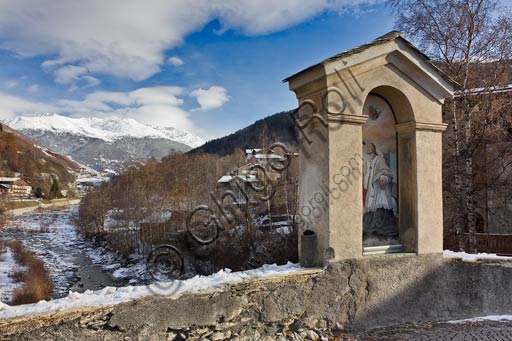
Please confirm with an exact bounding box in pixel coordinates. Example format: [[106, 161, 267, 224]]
[[1, 254, 512, 340]]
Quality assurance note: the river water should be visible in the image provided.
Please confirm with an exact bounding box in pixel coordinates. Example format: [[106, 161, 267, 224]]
[[0, 206, 125, 300]]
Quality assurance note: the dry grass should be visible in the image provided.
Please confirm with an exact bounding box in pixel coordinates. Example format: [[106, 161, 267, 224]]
[[7, 240, 54, 305], [0, 203, 7, 226], [5, 201, 39, 210]]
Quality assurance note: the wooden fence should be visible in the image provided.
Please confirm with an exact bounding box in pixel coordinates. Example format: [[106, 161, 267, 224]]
[[444, 233, 512, 256]]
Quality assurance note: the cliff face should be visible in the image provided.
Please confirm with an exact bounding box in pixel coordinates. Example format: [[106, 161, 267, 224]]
[[0, 123, 79, 196]]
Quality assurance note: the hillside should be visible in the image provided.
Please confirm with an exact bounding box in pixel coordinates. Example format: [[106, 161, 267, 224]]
[[190, 110, 298, 156], [0, 123, 79, 196]]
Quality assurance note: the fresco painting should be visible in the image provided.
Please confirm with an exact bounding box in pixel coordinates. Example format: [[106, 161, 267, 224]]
[[362, 94, 399, 246]]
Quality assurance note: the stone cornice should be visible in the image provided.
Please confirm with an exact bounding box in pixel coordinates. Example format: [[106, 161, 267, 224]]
[[328, 114, 369, 125], [396, 121, 448, 133]]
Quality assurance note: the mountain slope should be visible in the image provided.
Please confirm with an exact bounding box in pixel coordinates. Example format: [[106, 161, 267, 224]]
[[190, 110, 298, 156], [0, 123, 79, 196], [5, 114, 205, 172]]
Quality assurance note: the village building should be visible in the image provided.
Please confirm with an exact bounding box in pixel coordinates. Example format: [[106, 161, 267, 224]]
[[0, 177, 32, 199], [217, 148, 289, 196]]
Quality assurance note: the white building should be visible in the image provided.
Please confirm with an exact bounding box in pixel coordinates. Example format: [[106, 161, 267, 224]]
[[0, 177, 32, 198]]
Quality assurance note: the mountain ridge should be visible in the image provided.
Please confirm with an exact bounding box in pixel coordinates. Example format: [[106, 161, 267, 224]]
[[4, 113, 205, 148], [4, 114, 205, 172], [190, 110, 298, 156]]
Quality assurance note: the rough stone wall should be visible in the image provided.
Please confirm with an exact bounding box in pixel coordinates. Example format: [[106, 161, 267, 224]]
[[1, 254, 512, 340]]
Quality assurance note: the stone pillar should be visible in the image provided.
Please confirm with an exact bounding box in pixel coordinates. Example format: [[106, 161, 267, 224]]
[[414, 123, 447, 254], [327, 114, 367, 261], [293, 75, 369, 264], [396, 121, 447, 254]]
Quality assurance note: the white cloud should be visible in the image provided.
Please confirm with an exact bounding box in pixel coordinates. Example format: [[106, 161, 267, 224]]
[[57, 86, 194, 131], [83, 76, 101, 87], [167, 56, 184, 66], [5, 80, 18, 89], [54, 65, 87, 84], [27, 84, 40, 93], [0, 1, 376, 82], [0, 86, 201, 132], [190, 86, 229, 111], [0, 92, 56, 120]]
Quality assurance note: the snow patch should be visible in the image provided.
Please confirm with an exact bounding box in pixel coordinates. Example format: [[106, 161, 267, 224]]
[[0, 262, 302, 319], [443, 250, 512, 262], [448, 315, 512, 324], [0, 248, 21, 304]]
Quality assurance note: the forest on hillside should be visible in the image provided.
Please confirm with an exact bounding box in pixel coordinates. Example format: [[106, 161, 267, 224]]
[[0, 124, 78, 197], [190, 110, 298, 156]]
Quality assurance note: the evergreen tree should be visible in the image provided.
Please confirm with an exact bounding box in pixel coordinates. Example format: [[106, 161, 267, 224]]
[[49, 179, 60, 199], [34, 187, 43, 198]]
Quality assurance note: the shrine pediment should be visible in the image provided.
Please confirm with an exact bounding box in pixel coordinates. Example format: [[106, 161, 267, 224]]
[[285, 31, 458, 103]]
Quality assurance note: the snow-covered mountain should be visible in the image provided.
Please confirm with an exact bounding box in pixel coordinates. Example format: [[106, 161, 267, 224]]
[[4, 113, 205, 172]]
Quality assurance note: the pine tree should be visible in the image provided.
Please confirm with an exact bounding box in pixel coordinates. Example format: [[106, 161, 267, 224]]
[[49, 179, 60, 199], [34, 187, 43, 198]]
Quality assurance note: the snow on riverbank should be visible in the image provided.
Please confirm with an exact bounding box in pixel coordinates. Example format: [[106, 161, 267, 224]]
[[448, 315, 512, 323], [1, 207, 126, 298], [0, 248, 20, 304], [0, 262, 303, 319], [443, 250, 512, 262]]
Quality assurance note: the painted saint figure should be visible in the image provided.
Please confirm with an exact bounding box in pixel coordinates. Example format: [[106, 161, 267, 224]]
[[363, 143, 398, 239]]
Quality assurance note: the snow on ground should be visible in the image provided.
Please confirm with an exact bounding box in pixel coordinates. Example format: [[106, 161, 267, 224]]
[[448, 315, 512, 324], [112, 262, 146, 284], [443, 250, 512, 262], [0, 262, 303, 319], [0, 248, 20, 304], [1, 207, 126, 298]]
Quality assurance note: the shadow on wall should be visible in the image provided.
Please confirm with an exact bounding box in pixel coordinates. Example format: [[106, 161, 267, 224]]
[[345, 254, 512, 329]]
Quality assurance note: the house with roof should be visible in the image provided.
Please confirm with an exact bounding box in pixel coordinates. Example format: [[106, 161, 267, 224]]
[[0, 177, 32, 199]]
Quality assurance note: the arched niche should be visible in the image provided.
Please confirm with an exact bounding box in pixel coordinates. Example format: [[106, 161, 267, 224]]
[[361, 89, 417, 254]]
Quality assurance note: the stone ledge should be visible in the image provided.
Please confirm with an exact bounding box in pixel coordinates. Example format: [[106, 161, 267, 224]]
[[2, 256, 512, 340]]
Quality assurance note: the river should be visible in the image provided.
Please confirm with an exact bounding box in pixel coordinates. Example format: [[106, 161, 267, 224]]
[[0, 206, 134, 301]]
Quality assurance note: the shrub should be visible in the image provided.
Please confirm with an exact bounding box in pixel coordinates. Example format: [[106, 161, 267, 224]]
[[7, 240, 54, 305]]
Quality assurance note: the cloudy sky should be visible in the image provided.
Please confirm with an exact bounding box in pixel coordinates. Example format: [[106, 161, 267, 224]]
[[0, 0, 393, 139]]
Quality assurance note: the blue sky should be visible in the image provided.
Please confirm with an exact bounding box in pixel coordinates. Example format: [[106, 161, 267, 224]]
[[0, 0, 394, 140]]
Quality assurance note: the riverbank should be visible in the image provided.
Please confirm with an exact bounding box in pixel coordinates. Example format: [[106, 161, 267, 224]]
[[7, 198, 81, 217], [0, 207, 124, 303]]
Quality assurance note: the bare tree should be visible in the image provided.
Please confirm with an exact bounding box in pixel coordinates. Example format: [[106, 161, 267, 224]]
[[387, 0, 512, 251]]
